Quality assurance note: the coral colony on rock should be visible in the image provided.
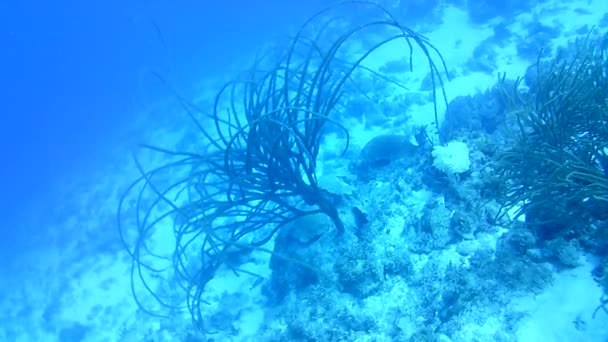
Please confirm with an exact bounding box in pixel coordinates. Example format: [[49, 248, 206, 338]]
[[116, 1, 608, 341], [5, 1, 608, 342], [119, 1, 448, 337]]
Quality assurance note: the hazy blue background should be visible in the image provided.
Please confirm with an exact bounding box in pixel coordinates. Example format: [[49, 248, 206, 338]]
[[0, 0, 327, 254]]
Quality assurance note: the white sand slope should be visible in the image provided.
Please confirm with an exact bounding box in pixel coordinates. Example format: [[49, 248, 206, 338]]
[[513, 260, 608, 342]]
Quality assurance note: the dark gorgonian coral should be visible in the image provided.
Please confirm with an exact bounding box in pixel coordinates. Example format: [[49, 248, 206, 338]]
[[496, 32, 608, 235], [118, 1, 448, 333]]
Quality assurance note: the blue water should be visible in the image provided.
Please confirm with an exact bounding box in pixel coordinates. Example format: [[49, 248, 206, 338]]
[[0, 0, 326, 253]]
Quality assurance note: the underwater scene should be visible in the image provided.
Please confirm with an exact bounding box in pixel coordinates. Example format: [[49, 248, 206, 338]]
[[2, 0, 608, 341]]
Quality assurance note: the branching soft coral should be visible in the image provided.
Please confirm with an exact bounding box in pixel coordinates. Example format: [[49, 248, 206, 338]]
[[496, 32, 608, 234], [118, 1, 448, 333]]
